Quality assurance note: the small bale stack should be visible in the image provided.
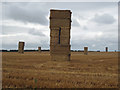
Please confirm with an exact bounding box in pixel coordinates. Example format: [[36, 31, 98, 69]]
[[106, 47, 108, 52], [49, 9, 72, 61], [84, 47, 88, 55], [18, 41, 25, 53], [38, 47, 41, 53]]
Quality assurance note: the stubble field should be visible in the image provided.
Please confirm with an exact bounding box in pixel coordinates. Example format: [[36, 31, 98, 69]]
[[2, 52, 118, 88]]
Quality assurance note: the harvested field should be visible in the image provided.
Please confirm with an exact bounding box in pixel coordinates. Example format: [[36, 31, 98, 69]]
[[2, 52, 118, 88]]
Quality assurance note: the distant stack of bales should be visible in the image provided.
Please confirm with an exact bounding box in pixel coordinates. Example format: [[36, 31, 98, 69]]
[[84, 47, 88, 55], [105, 47, 108, 52], [38, 47, 41, 53], [18, 41, 25, 54]]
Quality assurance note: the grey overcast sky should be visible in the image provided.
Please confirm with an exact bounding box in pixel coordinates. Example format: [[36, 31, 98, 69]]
[[1, 2, 118, 51]]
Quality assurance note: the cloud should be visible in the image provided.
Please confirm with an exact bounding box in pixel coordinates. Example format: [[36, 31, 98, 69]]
[[83, 26, 88, 30], [3, 2, 48, 25], [92, 44, 96, 47], [28, 28, 46, 37], [1, 33, 49, 50], [71, 34, 118, 51], [2, 25, 30, 35], [45, 2, 117, 12], [72, 18, 80, 27], [1, 2, 118, 51], [92, 13, 116, 24], [71, 26, 117, 51]]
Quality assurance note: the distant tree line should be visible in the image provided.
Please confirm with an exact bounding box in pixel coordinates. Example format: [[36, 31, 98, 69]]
[[0, 49, 50, 52], [70, 50, 97, 52], [1, 49, 118, 52]]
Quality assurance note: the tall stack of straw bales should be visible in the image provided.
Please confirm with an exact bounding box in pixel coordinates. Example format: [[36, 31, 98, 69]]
[[50, 9, 72, 61]]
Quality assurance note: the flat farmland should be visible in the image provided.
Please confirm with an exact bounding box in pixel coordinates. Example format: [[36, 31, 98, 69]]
[[2, 52, 118, 88]]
